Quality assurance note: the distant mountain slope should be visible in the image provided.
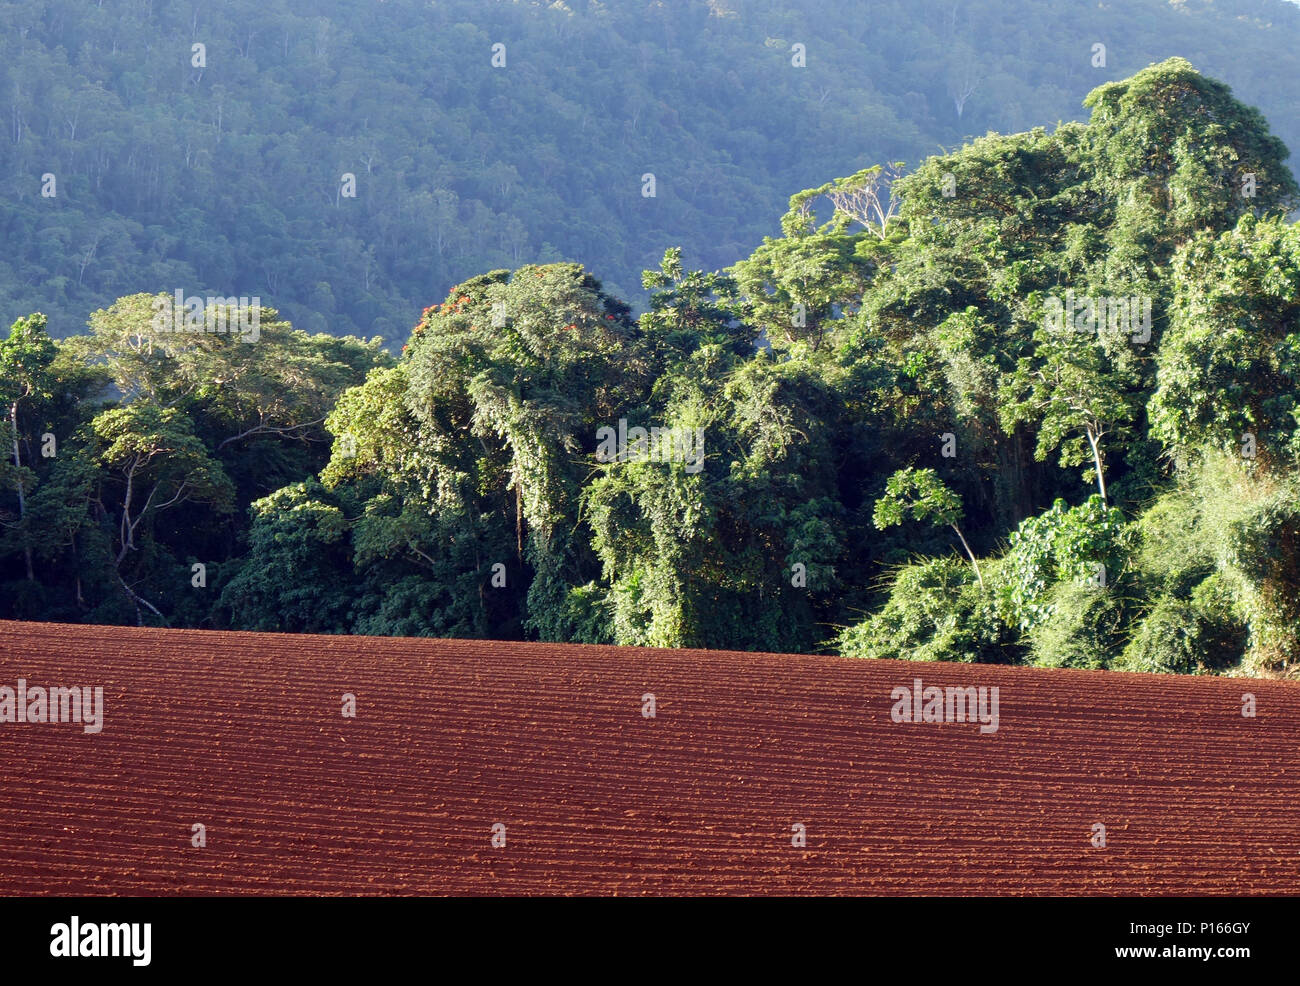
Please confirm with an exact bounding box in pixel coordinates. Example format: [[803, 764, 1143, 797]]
[[2, 0, 1298, 340]]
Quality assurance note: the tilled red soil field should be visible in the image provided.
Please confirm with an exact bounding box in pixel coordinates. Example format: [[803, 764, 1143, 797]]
[[1, 620, 1297, 895]]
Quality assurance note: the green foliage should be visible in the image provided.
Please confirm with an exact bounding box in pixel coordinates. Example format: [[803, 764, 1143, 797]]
[[0, 296, 383, 624], [1000, 496, 1130, 632], [585, 351, 844, 651], [837, 558, 1017, 663], [1000, 321, 1138, 501], [1083, 58, 1299, 257], [641, 248, 752, 365], [402, 262, 650, 641], [6, 54, 1300, 677], [1117, 578, 1247, 675], [1116, 454, 1296, 674], [1024, 581, 1126, 670], [1208, 469, 1300, 671], [0, 312, 60, 580], [1152, 215, 1300, 466], [728, 190, 884, 352], [218, 482, 353, 633], [0, 313, 58, 408], [873, 468, 963, 530]]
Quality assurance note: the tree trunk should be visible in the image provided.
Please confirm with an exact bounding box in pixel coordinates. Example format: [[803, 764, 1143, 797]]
[[515, 480, 524, 560], [1086, 427, 1108, 504], [115, 569, 163, 627], [951, 523, 985, 589], [10, 402, 33, 580]]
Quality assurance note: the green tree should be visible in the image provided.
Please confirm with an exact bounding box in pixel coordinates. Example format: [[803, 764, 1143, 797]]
[[217, 481, 354, 633], [87, 402, 235, 623], [1000, 320, 1137, 504], [1151, 214, 1300, 468], [874, 467, 983, 588], [0, 313, 58, 580]]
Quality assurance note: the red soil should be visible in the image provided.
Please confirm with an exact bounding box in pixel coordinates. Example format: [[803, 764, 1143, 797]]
[[0, 620, 1297, 895]]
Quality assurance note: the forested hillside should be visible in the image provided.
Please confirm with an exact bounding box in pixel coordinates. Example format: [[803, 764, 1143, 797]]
[[3, 0, 1300, 340], [6, 52, 1300, 676]]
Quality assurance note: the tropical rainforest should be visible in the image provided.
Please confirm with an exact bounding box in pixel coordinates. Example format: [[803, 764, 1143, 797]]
[[4, 1, 1300, 677]]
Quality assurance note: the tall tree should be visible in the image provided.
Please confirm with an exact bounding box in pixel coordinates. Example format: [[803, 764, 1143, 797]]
[[0, 313, 57, 580], [87, 401, 235, 624]]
